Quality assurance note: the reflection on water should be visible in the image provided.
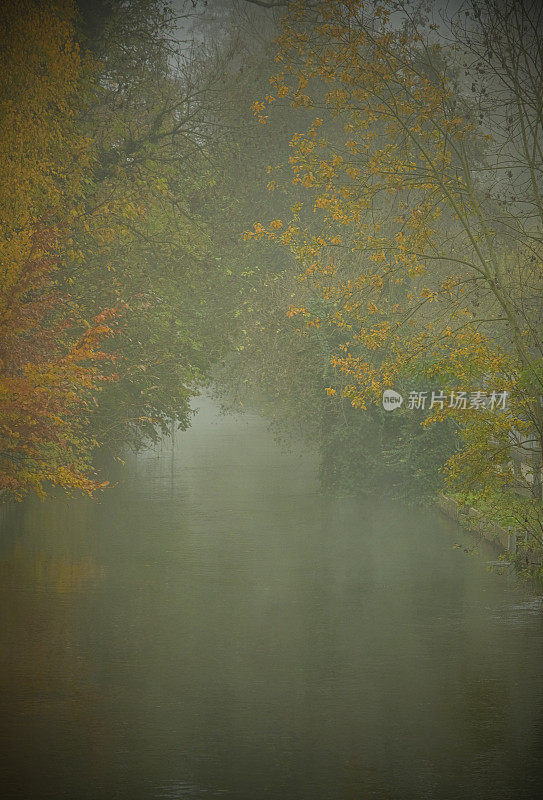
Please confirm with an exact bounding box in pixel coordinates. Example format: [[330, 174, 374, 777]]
[[1, 397, 543, 799]]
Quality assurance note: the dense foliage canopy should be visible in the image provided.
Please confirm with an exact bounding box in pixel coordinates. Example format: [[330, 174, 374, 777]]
[[1, 0, 541, 562]]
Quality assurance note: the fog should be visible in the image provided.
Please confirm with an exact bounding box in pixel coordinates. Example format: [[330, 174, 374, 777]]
[[1, 0, 542, 797]]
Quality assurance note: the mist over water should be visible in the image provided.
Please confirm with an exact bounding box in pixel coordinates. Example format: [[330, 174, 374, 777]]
[[1, 397, 543, 799]]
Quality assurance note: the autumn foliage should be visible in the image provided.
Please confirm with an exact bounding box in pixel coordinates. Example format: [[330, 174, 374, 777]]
[[1, 0, 541, 519], [0, 0, 116, 499], [246, 0, 542, 503]]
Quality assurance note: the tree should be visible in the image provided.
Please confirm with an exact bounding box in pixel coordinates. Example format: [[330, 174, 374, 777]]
[[68, 0, 225, 449], [0, 0, 116, 499], [246, 0, 542, 503]]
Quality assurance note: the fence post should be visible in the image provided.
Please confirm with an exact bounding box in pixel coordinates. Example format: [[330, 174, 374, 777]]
[[507, 526, 517, 555]]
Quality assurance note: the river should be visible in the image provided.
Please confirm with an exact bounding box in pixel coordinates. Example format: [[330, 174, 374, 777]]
[[1, 397, 543, 799]]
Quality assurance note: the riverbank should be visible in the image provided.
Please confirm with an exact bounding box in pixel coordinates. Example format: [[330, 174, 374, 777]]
[[438, 491, 543, 579]]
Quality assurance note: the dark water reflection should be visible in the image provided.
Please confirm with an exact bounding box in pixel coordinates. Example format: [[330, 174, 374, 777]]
[[1, 397, 543, 799]]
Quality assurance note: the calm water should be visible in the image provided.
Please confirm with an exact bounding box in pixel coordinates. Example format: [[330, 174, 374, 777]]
[[1, 397, 543, 799]]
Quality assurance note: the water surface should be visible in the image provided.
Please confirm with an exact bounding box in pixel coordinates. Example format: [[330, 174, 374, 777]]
[[1, 397, 543, 799]]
